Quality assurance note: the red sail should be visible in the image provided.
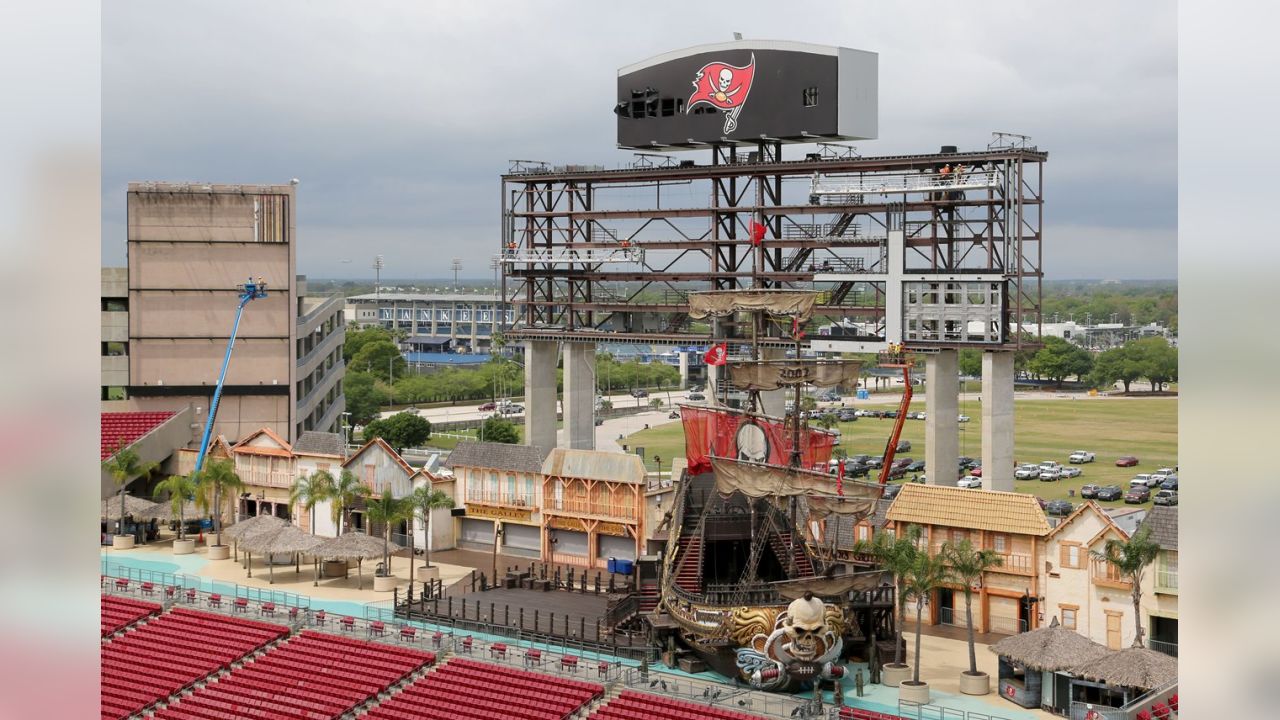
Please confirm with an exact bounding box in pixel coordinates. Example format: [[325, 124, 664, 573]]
[[681, 405, 837, 475]]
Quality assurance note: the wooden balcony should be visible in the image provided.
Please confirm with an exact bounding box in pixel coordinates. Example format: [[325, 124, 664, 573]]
[[545, 498, 637, 521], [1155, 569, 1178, 595], [240, 469, 296, 489], [1091, 561, 1131, 590], [465, 491, 535, 509]]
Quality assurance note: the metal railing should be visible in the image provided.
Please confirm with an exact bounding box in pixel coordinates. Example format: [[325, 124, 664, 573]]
[[546, 498, 638, 520], [987, 616, 1028, 636], [888, 701, 1018, 720], [812, 170, 1001, 197], [1149, 639, 1178, 658], [1155, 569, 1178, 592], [465, 491, 535, 507]]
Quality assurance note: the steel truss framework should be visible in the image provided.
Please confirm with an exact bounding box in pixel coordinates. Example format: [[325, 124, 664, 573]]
[[500, 145, 1046, 350]]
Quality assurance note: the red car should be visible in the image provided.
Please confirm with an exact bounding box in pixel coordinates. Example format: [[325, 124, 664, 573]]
[[1115, 456, 1139, 467], [478, 401, 497, 411], [969, 466, 983, 477]]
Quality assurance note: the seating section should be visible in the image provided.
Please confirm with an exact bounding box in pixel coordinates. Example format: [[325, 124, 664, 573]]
[[362, 657, 603, 720], [100, 608, 287, 720], [154, 630, 434, 720], [591, 690, 766, 720], [101, 411, 176, 459], [837, 708, 905, 720], [101, 594, 161, 637]]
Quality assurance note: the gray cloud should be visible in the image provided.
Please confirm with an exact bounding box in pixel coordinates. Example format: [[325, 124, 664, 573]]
[[103, 0, 1176, 280]]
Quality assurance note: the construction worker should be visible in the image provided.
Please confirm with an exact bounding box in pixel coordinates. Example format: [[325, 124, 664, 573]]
[[952, 163, 966, 184]]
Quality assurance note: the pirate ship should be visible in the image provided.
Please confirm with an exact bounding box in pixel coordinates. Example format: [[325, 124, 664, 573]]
[[651, 289, 911, 692]]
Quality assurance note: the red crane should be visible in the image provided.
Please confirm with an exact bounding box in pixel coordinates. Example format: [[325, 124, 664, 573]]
[[875, 347, 917, 486]]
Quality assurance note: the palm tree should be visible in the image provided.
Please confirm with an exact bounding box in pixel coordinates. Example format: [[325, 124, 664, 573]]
[[853, 524, 923, 668], [941, 539, 1005, 675], [902, 550, 951, 684], [410, 484, 454, 570], [1090, 525, 1161, 647], [195, 459, 243, 547], [330, 469, 371, 535], [290, 470, 336, 535], [152, 474, 197, 541], [101, 442, 159, 536], [365, 492, 410, 574]]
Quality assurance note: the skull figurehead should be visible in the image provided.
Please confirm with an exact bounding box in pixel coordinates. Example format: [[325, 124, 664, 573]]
[[782, 592, 827, 661], [714, 68, 734, 103]]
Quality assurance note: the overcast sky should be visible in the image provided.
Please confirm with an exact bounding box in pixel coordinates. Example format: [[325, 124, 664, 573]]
[[103, 0, 1176, 280]]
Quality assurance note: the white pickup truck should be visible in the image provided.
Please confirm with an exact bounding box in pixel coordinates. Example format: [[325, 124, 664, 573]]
[[1068, 450, 1096, 464]]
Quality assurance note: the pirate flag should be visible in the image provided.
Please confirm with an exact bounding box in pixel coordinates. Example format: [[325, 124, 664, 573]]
[[704, 342, 729, 366], [687, 54, 757, 134]]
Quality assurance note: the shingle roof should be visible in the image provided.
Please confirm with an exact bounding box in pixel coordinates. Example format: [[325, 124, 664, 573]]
[[293, 431, 345, 457], [542, 448, 647, 484], [826, 497, 894, 549], [886, 484, 1052, 536], [1139, 505, 1177, 550], [445, 441, 550, 474]]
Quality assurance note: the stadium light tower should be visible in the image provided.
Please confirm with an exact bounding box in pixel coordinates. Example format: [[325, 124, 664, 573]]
[[451, 258, 463, 293], [373, 255, 384, 297]]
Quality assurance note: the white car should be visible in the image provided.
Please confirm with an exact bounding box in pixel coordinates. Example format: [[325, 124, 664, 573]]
[[1039, 461, 1062, 472], [1130, 474, 1156, 488], [854, 409, 871, 417], [957, 415, 971, 423], [1059, 466, 1082, 479], [957, 476, 983, 489], [1015, 464, 1041, 480], [1039, 467, 1062, 482], [1152, 468, 1176, 479], [1068, 450, 1096, 464]]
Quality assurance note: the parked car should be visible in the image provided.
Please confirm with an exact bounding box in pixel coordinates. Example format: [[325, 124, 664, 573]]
[[957, 415, 971, 423], [905, 460, 926, 473], [1153, 490, 1178, 506], [1039, 467, 1061, 482], [1014, 464, 1041, 480], [969, 466, 983, 477], [687, 392, 706, 401], [1124, 486, 1151, 504], [1035, 497, 1048, 510], [630, 389, 648, 398], [1039, 460, 1062, 472], [882, 484, 903, 500], [957, 477, 983, 489], [837, 409, 858, 421], [478, 401, 498, 411], [1159, 477, 1179, 491], [1068, 450, 1096, 464], [849, 454, 872, 466], [595, 417, 605, 426], [853, 409, 871, 417], [958, 456, 978, 469], [896, 440, 912, 452], [1129, 474, 1159, 489], [500, 404, 524, 415], [884, 410, 898, 419], [818, 389, 842, 402], [1044, 499, 1073, 517], [891, 458, 913, 471], [866, 456, 885, 469], [1059, 466, 1082, 479], [1151, 467, 1176, 479], [1080, 484, 1101, 499], [1115, 456, 1139, 467], [1095, 485, 1124, 501]]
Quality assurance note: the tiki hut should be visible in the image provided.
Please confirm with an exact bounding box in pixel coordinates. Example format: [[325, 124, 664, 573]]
[[989, 617, 1109, 712], [1064, 646, 1178, 712], [220, 514, 289, 563], [238, 524, 324, 584], [311, 532, 399, 590], [101, 494, 163, 542]]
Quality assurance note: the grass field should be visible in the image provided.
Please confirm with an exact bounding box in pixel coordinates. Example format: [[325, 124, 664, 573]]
[[624, 397, 1177, 510]]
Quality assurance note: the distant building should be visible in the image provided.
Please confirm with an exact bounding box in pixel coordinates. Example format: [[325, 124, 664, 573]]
[[102, 181, 345, 444], [344, 292, 513, 352]]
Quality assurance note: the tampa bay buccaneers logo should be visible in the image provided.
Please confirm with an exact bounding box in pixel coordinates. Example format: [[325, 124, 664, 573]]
[[687, 54, 756, 134]]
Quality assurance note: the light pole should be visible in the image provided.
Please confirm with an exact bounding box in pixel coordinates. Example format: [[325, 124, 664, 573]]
[[451, 258, 463, 294], [341, 412, 352, 447]]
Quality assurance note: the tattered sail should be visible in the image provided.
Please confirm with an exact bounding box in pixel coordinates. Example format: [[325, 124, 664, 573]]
[[805, 495, 879, 519], [729, 360, 863, 390], [771, 570, 889, 601], [682, 405, 838, 475], [710, 457, 884, 500], [687, 289, 818, 321]]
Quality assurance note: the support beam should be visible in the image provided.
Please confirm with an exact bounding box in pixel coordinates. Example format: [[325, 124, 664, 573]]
[[524, 340, 558, 450], [562, 343, 595, 450], [678, 352, 690, 390], [981, 351, 1016, 492], [925, 350, 960, 487]]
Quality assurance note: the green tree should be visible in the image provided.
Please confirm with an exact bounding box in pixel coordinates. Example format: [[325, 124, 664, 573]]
[[152, 474, 197, 541], [1089, 345, 1144, 393], [345, 372, 389, 425], [365, 492, 411, 574], [799, 396, 818, 412], [853, 525, 923, 667], [941, 539, 1005, 675], [363, 412, 432, 452], [1130, 337, 1178, 391], [1089, 525, 1161, 647], [195, 459, 244, 548], [290, 470, 335, 536], [1027, 336, 1095, 387], [903, 550, 952, 684], [410, 484, 455, 570], [331, 469, 371, 535], [101, 443, 159, 536], [351, 339, 407, 383], [479, 416, 520, 444], [649, 397, 664, 409], [813, 413, 840, 431], [957, 349, 982, 378], [343, 325, 394, 363]]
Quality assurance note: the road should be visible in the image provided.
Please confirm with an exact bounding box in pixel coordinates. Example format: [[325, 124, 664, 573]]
[[377, 388, 703, 424]]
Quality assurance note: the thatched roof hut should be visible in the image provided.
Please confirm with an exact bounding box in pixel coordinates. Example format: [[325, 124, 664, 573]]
[[221, 514, 288, 542], [141, 498, 201, 521], [101, 494, 161, 520], [989, 618, 1110, 672], [1066, 646, 1178, 691], [311, 532, 399, 590], [238, 524, 325, 584]]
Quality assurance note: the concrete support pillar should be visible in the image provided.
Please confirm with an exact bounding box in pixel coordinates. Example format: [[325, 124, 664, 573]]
[[523, 340, 558, 450], [982, 351, 1016, 492], [925, 350, 960, 487], [759, 347, 787, 417], [678, 352, 690, 390], [562, 343, 595, 450]]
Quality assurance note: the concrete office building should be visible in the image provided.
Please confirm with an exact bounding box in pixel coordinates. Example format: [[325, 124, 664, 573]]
[[101, 181, 345, 444], [344, 293, 513, 352]]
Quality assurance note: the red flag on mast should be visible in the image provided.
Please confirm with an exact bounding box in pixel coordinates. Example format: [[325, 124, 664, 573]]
[[749, 221, 767, 246], [836, 459, 845, 496], [704, 342, 728, 366]]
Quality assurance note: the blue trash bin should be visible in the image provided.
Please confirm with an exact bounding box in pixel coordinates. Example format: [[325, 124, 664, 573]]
[[856, 388, 869, 400], [607, 558, 617, 574], [615, 559, 634, 575]]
